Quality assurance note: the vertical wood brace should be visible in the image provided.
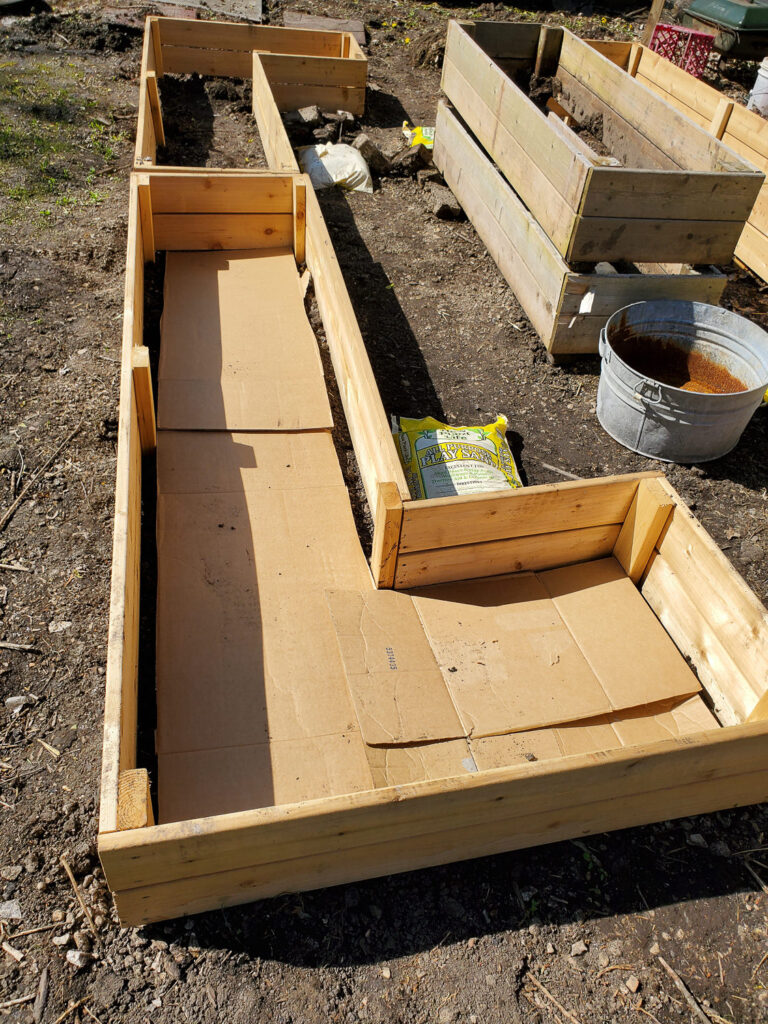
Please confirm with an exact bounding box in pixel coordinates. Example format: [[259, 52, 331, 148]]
[[293, 178, 307, 266], [710, 97, 734, 140], [628, 42, 643, 77], [341, 33, 351, 58], [642, 0, 666, 47], [132, 346, 157, 454], [747, 691, 768, 722], [370, 483, 404, 589], [534, 25, 563, 78], [149, 16, 164, 77], [117, 769, 155, 830], [146, 71, 166, 148], [136, 175, 155, 264], [613, 477, 674, 583]]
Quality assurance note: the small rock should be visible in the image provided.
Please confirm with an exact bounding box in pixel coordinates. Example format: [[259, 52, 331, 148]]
[[598, 952, 610, 968], [710, 840, 730, 858], [649, 941, 660, 955], [52, 933, 71, 947], [73, 930, 92, 953], [740, 536, 764, 563], [388, 144, 432, 177], [352, 134, 389, 176], [438, 1007, 455, 1024], [165, 959, 182, 981], [546, 942, 555, 954], [66, 949, 91, 970], [571, 940, 588, 956], [312, 125, 335, 143], [675, 928, 685, 941], [626, 975, 640, 994], [467, 937, 477, 949], [297, 105, 323, 128], [687, 833, 707, 848], [51, 910, 65, 923], [48, 620, 72, 634], [5, 694, 32, 716], [0, 900, 22, 921], [1, 865, 23, 882], [23, 853, 39, 873], [381, 966, 391, 979], [428, 183, 463, 220], [485, 974, 496, 987]]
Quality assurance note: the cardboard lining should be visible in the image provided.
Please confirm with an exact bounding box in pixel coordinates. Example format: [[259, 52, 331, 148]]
[[158, 249, 333, 431], [325, 589, 465, 746], [155, 431, 371, 760], [159, 733, 374, 824], [409, 563, 699, 738]]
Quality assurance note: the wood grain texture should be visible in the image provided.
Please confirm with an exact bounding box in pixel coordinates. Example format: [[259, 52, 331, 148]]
[[394, 523, 621, 589], [99, 720, 768, 903], [399, 473, 653, 552], [613, 477, 673, 583], [117, 769, 155, 831], [370, 483, 404, 589]]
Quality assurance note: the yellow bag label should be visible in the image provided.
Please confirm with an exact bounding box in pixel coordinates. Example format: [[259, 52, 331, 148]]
[[393, 415, 522, 500], [402, 121, 435, 149]]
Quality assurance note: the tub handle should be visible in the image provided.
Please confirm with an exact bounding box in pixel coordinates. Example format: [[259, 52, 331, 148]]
[[634, 379, 662, 405], [599, 333, 610, 364]]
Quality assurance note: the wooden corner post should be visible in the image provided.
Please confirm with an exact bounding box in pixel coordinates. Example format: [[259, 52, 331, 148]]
[[613, 476, 674, 583], [293, 178, 307, 266], [117, 768, 155, 830], [132, 346, 157, 454], [370, 482, 404, 589], [136, 174, 155, 264]]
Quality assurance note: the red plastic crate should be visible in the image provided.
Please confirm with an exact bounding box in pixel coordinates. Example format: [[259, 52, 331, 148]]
[[650, 22, 715, 79]]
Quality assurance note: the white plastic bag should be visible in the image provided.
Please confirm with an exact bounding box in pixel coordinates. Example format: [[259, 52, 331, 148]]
[[297, 142, 373, 193]]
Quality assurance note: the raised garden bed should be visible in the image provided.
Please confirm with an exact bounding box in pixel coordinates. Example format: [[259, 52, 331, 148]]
[[440, 21, 762, 265], [97, 17, 768, 928]]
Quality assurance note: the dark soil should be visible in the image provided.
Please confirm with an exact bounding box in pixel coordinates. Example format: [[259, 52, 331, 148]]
[[1, 3, 767, 1024], [612, 334, 749, 393]]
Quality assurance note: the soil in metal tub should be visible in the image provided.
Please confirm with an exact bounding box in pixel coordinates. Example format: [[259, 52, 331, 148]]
[[611, 334, 748, 394]]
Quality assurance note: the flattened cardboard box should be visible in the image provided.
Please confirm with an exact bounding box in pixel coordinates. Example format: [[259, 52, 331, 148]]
[[327, 559, 701, 757], [159, 249, 333, 431], [155, 431, 373, 821]]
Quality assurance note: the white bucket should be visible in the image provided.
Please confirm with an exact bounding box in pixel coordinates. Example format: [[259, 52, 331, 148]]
[[747, 57, 768, 115]]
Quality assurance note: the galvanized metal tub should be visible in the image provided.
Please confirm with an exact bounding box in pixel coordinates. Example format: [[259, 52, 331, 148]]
[[597, 300, 768, 463]]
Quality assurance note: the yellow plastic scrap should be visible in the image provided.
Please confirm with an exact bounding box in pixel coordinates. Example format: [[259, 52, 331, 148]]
[[402, 121, 435, 149], [392, 414, 522, 500]]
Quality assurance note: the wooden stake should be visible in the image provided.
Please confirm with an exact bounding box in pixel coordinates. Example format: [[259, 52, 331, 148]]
[[642, 0, 666, 46]]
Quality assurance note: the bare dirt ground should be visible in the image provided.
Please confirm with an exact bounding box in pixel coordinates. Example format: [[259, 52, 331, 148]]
[[0, 1, 767, 1022]]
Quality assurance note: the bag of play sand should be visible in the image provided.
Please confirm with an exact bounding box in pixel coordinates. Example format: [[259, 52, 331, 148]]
[[392, 414, 522, 500]]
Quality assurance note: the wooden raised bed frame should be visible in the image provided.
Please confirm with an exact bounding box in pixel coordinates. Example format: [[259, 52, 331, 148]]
[[434, 98, 727, 357], [440, 21, 762, 265], [590, 37, 768, 285], [98, 17, 768, 926], [135, 15, 367, 165]]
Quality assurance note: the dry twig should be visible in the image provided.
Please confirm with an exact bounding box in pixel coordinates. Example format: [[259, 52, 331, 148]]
[[0, 641, 37, 653], [525, 972, 583, 1024], [0, 421, 82, 533], [596, 963, 634, 979], [0, 562, 30, 572], [0, 994, 34, 1010], [52, 1000, 86, 1024], [743, 860, 768, 896], [657, 956, 711, 1024], [59, 856, 98, 939]]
